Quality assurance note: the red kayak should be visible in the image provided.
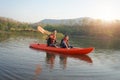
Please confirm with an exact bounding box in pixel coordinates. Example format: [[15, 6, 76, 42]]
[[30, 43, 94, 55]]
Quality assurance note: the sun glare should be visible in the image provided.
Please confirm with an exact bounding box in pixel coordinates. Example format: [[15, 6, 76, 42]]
[[99, 14, 116, 21], [93, 4, 117, 21], [98, 10, 116, 21]]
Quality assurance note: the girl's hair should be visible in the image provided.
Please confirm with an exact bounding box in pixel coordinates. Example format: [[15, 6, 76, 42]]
[[64, 35, 68, 37]]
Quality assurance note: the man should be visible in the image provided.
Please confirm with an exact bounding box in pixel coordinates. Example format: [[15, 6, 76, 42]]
[[46, 30, 57, 47]]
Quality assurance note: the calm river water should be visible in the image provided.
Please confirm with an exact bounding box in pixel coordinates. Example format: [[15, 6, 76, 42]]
[[0, 36, 120, 80]]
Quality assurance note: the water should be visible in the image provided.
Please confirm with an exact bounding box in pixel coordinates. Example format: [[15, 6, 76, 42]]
[[0, 36, 120, 80]]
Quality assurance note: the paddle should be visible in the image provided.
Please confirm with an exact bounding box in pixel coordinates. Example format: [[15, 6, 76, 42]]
[[37, 26, 60, 47], [37, 26, 51, 35]]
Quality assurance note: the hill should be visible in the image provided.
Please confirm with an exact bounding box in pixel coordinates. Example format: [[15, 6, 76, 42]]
[[0, 16, 34, 31], [1, 16, 120, 38], [34, 17, 120, 38], [34, 17, 94, 26]]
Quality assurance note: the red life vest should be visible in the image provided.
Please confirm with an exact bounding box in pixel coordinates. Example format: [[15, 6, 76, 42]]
[[49, 34, 56, 44]]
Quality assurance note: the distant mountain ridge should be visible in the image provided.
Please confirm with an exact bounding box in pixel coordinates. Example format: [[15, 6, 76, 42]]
[[34, 17, 94, 26], [0, 16, 95, 28]]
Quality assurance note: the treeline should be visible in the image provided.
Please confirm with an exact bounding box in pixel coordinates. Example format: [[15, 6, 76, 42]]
[[1, 16, 120, 38], [43, 19, 120, 38], [0, 17, 35, 31]]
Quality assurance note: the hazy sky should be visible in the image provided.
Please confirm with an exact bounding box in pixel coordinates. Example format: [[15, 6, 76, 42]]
[[0, 0, 120, 23]]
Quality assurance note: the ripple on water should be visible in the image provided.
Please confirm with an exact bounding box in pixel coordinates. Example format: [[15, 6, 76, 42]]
[[0, 37, 120, 80]]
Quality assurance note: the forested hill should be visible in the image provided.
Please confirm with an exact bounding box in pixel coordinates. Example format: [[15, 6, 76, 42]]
[[0, 17, 34, 31], [36, 17, 120, 38], [1, 16, 120, 38], [35, 17, 93, 26]]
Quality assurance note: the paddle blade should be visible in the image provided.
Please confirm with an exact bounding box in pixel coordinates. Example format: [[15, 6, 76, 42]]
[[37, 26, 45, 34], [37, 26, 51, 35]]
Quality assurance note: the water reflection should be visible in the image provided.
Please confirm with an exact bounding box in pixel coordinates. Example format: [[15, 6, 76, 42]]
[[46, 53, 56, 69], [59, 55, 67, 69], [33, 64, 42, 80], [0, 33, 10, 42], [45, 52, 92, 69], [1, 35, 120, 80]]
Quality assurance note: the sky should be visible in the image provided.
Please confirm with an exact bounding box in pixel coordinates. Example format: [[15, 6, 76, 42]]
[[0, 0, 120, 23]]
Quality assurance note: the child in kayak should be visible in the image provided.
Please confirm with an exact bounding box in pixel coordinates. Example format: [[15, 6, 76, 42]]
[[46, 30, 57, 47], [60, 35, 73, 49]]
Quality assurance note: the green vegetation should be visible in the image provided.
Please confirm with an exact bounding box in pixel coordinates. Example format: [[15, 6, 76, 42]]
[[0, 17, 35, 31], [0, 16, 63, 43], [1, 16, 120, 40], [43, 19, 120, 39]]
